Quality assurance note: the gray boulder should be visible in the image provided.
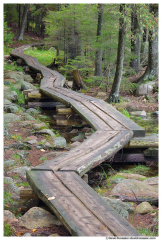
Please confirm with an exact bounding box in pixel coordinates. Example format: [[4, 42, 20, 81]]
[[136, 81, 156, 96], [135, 202, 153, 214], [4, 71, 24, 83], [54, 137, 66, 148], [24, 74, 34, 83], [5, 105, 19, 113], [21, 81, 37, 91], [103, 197, 134, 219], [4, 159, 17, 167], [4, 90, 18, 101], [37, 129, 56, 137], [110, 179, 158, 200], [8, 166, 31, 178], [4, 113, 22, 123], [19, 207, 62, 229]]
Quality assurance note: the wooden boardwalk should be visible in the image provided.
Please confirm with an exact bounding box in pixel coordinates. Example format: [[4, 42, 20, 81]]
[[11, 43, 145, 236]]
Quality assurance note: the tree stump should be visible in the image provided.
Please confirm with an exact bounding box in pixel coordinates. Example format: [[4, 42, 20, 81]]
[[72, 69, 87, 91]]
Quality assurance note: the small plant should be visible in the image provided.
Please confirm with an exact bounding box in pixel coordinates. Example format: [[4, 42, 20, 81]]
[[39, 157, 47, 162], [118, 107, 130, 118], [4, 223, 13, 236]]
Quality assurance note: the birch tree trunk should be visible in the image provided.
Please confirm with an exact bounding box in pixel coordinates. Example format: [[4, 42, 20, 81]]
[[108, 4, 126, 103]]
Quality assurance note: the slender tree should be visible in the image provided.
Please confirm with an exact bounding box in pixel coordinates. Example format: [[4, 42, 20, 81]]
[[108, 4, 126, 103], [17, 4, 29, 40], [134, 4, 158, 84], [130, 4, 141, 72], [95, 4, 103, 76]]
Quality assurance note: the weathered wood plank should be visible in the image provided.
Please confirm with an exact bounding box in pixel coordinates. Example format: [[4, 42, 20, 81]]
[[20, 188, 39, 199], [82, 100, 127, 131], [26, 170, 113, 236], [55, 171, 141, 236], [33, 131, 119, 171], [71, 101, 111, 130], [92, 100, 145, 137], [125, 134, 158, 148], [61, 130, 134, 176], [28, 102, 62, 108]]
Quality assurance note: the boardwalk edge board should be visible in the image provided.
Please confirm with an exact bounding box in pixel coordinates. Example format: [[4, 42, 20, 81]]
[[11, 43, 143, 236]]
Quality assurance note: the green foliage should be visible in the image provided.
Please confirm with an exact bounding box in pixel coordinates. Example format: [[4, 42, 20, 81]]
[[4, 62, 24, 72], [4, 13, 14, 44], [24, 47, 59, 66], [4, 223, 13, 236], [10, 85, 25, 105], [118, 107, 130, 118]]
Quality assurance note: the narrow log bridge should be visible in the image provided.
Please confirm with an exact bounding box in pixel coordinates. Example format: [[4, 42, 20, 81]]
[[11, 43, 145, 236]]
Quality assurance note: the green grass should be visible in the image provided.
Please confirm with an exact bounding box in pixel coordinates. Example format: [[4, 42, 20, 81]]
[[119, 164, 151, 176], [24, 47, 57, 66]]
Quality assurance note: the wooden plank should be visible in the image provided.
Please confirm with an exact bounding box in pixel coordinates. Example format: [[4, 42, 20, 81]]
[[34, 131, 119, 171], [28, 102, 62, 108], [125, 134, 158, 148], [26, 170, 113, 236], [55, 171, 141, 236], [82, 100, 127, 131], [61, 130, 134, 176], [92, 100, 145, 137], [57, 108, 74, 115], [71, 101, 111, 131], [28, 92, 42, 98], [20, 188, 39, 199]]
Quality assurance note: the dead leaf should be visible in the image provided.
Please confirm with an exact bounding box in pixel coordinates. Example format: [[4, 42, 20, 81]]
[[150, 212, 156, 216], [32, 229, 37, 233], [48, 196, 55, 200]]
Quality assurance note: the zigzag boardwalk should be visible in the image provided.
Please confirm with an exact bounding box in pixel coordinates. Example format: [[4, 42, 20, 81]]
[[11, 43, 145, 236]]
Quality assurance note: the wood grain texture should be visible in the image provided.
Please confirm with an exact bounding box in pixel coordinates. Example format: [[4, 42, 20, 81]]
[[26, 170, 113, 236], [55, 171, 141, 236]]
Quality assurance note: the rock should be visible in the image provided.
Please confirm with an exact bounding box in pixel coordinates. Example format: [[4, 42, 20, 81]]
[[54, 137, 66, 148], [4, 99, 12, 105], [81, 127, 93, 133], [117, 173, 147, 180], [103, 197, 134, 219], [6, 105, 19, 113], [4, 90, 18, 101], [33, 122, 47, 130], [9, 182, 20, 193], [4, 176, 15, 184], [19, 207, 62, 229], [8, 166, 32, 178], [26, 108, 40, 115], [151, 111, 159, 117], [4, 71, 24, 83], [22, 233, 32, 237], [112, 178, 125, 184], [135, 202, 154, 214], [71, 133, 85, 142], [4, 113, 22, 123], [110, 179, 158, 200], [130, 111, 147, 117], [4, 159, 17, 167], [143, 148, 158, 157], [70, 129, 78, 134], [37, 129, 56, 137], [21, 81, 37, 91], [4, 210, 16, 221], [42, 151, 64, 160], [24, 75, 34, 83], [143, 177, 158, 186], [136, 81, 156, 96], [27, 139, 38, 145], [21, 112, 36, 121]]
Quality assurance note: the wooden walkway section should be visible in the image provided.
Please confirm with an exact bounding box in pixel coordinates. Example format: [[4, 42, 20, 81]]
[[11, 43, 145, 236]]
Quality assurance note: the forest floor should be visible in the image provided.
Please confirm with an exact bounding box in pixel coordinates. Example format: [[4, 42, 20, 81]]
[[4, 34, 158, 236]]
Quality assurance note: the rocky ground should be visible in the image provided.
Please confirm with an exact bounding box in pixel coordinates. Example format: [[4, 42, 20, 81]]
[[3, 53, 159, 236]]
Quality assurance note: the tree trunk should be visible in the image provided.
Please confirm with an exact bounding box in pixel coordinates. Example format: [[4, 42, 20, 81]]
[[134, 4, 158, 84], [94, 4, 103, 76], [108, 4, 126, 103], [130, 4, 141, 72], [72, 69, 87, 91], [17, 4, 29, 41]]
